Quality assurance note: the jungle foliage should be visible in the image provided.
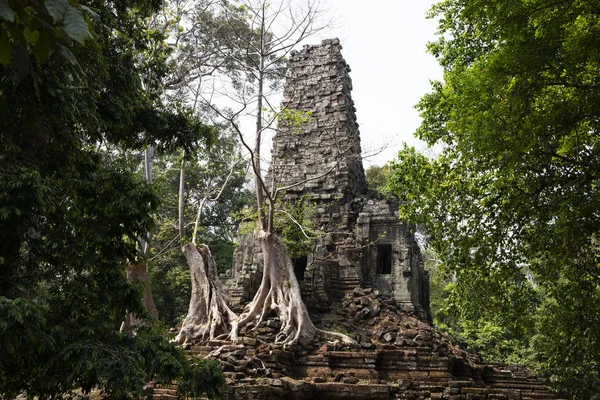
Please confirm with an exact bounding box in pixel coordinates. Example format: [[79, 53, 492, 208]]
[[0, 0, 226, 397], [149, 130, 251, 327], [389, 0, 600, 397]]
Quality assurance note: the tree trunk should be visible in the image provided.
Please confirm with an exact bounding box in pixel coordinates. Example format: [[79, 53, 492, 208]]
[[120, 262, 158, 332], [176, 243, 238, 345], [233, 231, 356, 347], [121, 146, 158, 333]]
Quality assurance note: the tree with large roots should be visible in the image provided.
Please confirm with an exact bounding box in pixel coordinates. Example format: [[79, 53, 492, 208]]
[[209, 0, 357, 348], [175, 151, 240, 345], [176, 243, 238, 344], [234, 230, 355, 347]]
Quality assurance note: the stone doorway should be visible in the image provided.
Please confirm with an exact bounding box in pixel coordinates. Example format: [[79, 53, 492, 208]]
[[376, 244, 392, 275], [293, 256, 308, 281]]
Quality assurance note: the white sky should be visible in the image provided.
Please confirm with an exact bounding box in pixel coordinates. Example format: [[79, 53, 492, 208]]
[[312, 0, 443, 166], [225, 0, 444, 170]]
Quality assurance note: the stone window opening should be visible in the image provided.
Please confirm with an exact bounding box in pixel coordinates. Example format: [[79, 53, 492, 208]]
[[376, 244, 393, 275], [293, 256, 308, 281]]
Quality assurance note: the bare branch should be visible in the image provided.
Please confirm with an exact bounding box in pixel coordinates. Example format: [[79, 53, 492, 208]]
[[192, 157, 241, 245], [148, 234, 180, 262], [178, 151, 186, 244], [275, 209, 318, 240]]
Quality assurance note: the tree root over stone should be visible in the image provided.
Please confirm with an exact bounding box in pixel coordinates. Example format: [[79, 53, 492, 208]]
[[231, 231, 356, 348], [176, 244, 238, 345]]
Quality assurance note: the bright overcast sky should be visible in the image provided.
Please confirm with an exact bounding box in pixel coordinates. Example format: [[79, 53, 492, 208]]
[[314, 0, 443, 166], [234, 1, 444, 169]]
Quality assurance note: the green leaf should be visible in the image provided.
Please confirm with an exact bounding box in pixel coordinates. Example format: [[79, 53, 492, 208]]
[[9, 44, 30, 83], [59, 44, 83, 81], [78, 4, 98, 19], [33, 29, 53, 64], [0, 0, 15, 22], [23, 26, 40, 45], [0, 30, 11, 67], [6, 21, 26, 45], [63, 5, 88, 44], [59, 44, 77, 65], [44, 0, 68, 23]]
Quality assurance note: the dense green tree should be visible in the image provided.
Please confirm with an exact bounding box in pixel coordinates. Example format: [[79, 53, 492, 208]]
[[113, 0, 257, 331], [389, 0, 600, 397], [365, 164, 392, 195], [0, 0, 90, 82], [0, 0, 225, 397]]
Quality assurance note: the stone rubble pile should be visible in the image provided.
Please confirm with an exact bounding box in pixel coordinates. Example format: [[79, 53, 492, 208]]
[[149, 288, 561, 400]]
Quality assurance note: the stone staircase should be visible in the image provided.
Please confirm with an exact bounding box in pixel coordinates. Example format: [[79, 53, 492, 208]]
[[149, 383, 178, 400]]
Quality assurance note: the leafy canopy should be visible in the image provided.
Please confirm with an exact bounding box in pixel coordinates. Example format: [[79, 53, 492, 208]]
[[389, 0, 600, 397], [0, 0, 223, 397]]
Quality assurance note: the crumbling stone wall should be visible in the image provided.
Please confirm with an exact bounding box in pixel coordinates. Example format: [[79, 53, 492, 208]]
[[228, 39, 428, 318]]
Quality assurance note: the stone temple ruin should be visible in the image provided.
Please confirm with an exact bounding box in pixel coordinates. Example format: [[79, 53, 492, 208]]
[[228, 38, 429, 318], [149, 39, 560, 400]]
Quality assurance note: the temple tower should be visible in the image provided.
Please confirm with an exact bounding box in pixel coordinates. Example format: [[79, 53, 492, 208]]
[[228, 39, 429, 319], [269, 38, 368, 211]]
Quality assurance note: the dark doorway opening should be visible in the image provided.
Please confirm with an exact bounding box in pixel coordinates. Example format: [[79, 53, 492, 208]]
[[293, 256, 308, 281], [377, 244, 392, 275]]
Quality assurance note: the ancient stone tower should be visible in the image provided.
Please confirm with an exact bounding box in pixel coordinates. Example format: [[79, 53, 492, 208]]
[[229, 39, 429, 318], [270, 37, 368, 205]]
